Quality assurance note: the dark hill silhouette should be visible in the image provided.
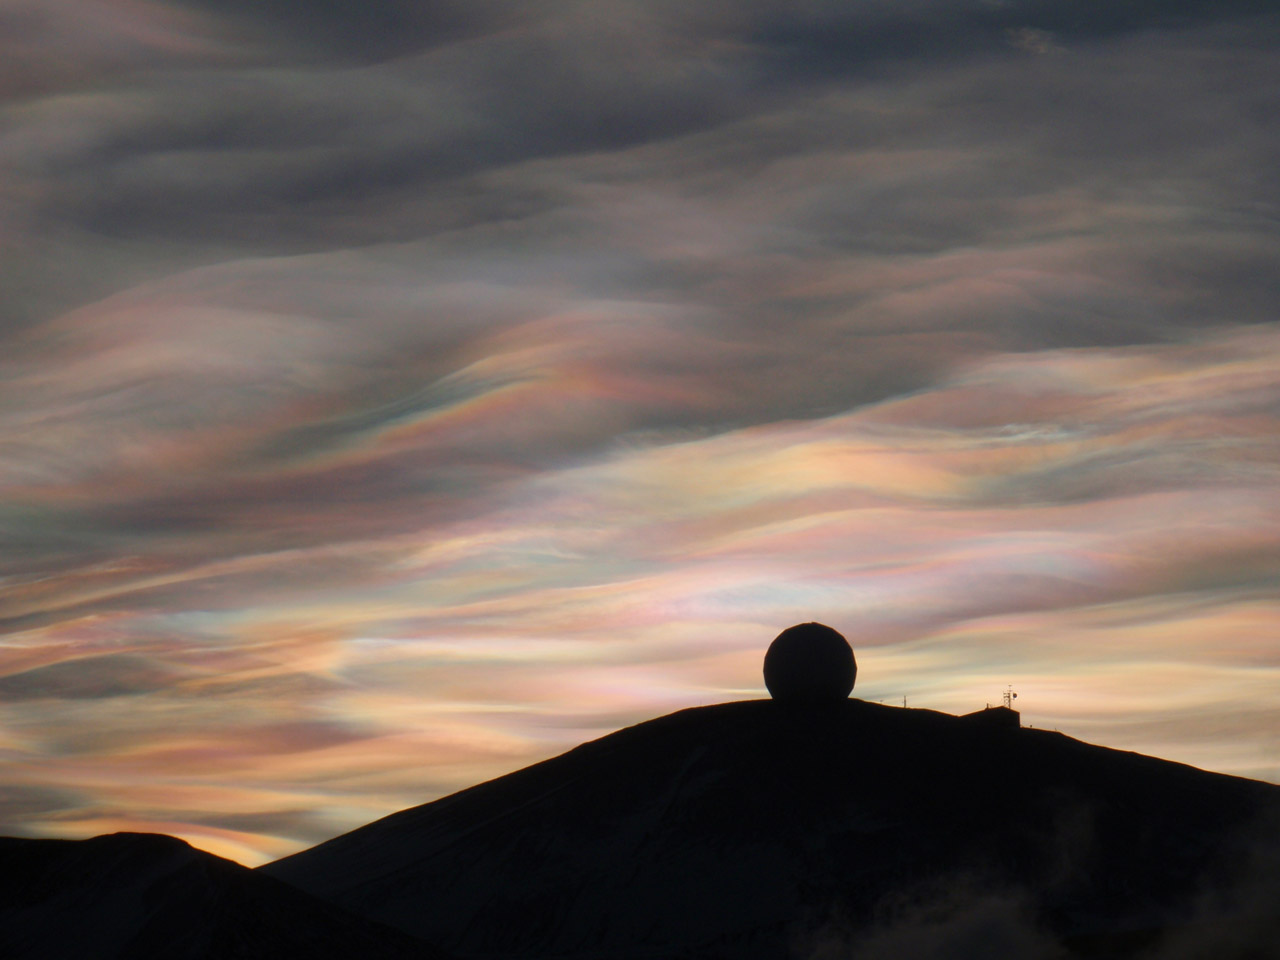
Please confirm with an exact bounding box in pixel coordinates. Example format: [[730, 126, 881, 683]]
[[263, 699, 1280, 959], [0, 832, 445, 959]]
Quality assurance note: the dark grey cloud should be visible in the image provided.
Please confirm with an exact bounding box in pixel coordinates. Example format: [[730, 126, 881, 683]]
[[0, 1, 1271, 378], [179, 0, 523, 62], [0, 655, 176, 701], [183, 0, 1280, 67], [732, 0, 1277, 80], [0, 785, 84, 826], [9, 0, 1272, 259]]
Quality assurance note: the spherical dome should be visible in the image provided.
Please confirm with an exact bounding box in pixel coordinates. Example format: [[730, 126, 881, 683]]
[[763, 622, 856, 704]]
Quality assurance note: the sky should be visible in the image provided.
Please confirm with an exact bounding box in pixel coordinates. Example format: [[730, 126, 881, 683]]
[[0, 0, 1277, 866]]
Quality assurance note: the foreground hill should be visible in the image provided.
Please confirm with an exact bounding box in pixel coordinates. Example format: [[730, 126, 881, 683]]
[[264, 699, 1280, 959], [0, 832, 444, 960]]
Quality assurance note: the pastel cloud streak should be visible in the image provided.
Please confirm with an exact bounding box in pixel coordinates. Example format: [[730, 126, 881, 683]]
[[0, 0, 1277, 864]]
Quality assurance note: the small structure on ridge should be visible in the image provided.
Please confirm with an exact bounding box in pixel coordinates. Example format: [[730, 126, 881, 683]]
[[960, 686, 1021, 729], [763, 622, 856, 704]]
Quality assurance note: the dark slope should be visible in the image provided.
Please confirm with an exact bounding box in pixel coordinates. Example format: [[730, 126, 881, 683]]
[[0, 832, 446, 960], [264, 700, 1280, 959]]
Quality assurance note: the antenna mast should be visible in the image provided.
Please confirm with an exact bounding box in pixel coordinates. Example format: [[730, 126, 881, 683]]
[[1002, 685, 1018, 710]]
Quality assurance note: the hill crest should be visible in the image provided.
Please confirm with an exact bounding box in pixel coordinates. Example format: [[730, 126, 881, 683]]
[[264, 699, 1280, 958]]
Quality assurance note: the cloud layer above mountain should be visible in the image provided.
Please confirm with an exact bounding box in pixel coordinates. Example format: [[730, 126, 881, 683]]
[[1, 0, 1277, 863]]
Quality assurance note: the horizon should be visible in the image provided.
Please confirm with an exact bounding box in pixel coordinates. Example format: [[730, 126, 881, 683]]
[[1, 0, 1278, 867]]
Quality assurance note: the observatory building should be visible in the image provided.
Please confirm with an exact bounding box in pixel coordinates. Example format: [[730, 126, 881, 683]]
[[764, 622, 1020, 728], [763, 622, 856, 704]]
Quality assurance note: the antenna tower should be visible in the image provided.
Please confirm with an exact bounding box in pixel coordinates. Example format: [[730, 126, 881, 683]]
[[1002, 685, 1018, 710]]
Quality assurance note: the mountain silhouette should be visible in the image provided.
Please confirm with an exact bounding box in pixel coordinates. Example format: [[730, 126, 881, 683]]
[[0, 831, 444, 959], [3, 701, 1276, 959], [263, 699, 1280, 959]]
